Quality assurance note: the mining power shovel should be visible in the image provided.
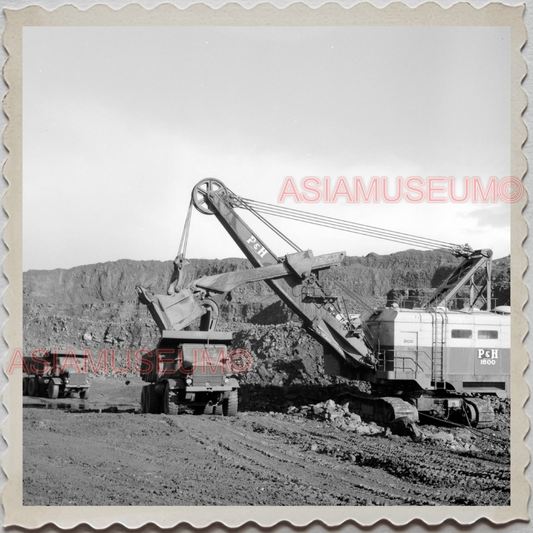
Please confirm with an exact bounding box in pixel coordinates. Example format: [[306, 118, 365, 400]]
[[136, 179, 417, 422], [137, 178, 509, 428]]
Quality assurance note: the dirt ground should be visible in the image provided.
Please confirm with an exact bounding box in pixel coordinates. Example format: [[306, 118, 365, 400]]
[[23, 376, 510, 507]]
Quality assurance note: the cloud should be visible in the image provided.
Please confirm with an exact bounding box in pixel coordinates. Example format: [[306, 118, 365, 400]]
[[462, 205, 511, 229], [22, 26, 512, 269]]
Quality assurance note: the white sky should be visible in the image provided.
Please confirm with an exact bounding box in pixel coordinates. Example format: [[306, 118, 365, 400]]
[[23, 26, 511, 270]]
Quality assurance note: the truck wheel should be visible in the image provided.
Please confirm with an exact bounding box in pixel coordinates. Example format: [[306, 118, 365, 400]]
[[22, 378, 29, 396], [214, 403, 223, 416], [146, 384, 161, 414], [140, 386, 147, 413], [79, 389, 89, 400], [47, 380, 59, 399], [162, 381, 179, 415], [28, 377, 39, 397], [162, 382, 169, 413], [223, 390, 238, 417]]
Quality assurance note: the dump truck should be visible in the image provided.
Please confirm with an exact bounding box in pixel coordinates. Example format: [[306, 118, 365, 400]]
[[22, 350, 90, 399], [136, 178, 510, 427], [136, 329, 239, 415]]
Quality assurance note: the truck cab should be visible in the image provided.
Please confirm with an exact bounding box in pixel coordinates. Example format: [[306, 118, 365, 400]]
[[23, 350, 90, 399]]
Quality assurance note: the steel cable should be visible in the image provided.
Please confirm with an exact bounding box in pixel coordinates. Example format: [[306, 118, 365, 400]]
[[241, 201, 302, 253], [177, 199, 194, 257], [242, 198, 457, 251], [245, 197, 456, 247]]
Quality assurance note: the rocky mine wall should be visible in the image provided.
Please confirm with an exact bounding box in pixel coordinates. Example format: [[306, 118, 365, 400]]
[[23, 250, 510, 384]]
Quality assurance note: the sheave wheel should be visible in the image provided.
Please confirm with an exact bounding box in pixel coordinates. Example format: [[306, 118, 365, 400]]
[[223, 390, 238, 417], [191, 178, 226, 215], [47, 380, 59, 399]]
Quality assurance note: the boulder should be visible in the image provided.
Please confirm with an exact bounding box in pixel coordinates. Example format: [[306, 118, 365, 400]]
[[389, 416, 422, 442]]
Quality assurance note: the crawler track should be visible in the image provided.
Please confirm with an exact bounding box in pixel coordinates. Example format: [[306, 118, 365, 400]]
[[465, 397, 495, 428], [336, 391, 419, 424]]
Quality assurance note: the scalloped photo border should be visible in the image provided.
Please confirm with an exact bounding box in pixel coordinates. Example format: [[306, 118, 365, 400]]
[[1, 2, 529, 529]]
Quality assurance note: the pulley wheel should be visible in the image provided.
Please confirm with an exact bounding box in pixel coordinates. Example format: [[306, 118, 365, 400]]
[[191, 178, 226, 215]]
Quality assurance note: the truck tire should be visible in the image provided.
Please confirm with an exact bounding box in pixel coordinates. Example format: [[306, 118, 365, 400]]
[[47, 380, 59, 399], [214, 403, 223, 416], [140, 386, 147, 413], [28, 377, 39, 397], [223, 390, 238, 417], [146, 384, 161, 414], [79, 389, 89, 399], [22, 377, 29, 396], [162, 381, 179, 415]]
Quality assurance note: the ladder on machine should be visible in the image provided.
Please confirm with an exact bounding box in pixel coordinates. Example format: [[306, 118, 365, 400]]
[[431, 309, 447, 389]]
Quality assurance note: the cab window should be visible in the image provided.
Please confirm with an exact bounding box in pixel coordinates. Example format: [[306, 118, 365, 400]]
[[451, 329, 472, 339], [478, 330, 498, 339]]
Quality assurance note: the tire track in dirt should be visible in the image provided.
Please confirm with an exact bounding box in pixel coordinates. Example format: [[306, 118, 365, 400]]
[[23, 408, 510, 506], [141, 414, 419, 505], [175, 415, 450, 505], [209, 414, 510, 506]]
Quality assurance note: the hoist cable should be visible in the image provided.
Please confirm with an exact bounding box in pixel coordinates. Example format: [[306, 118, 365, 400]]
[[223, 188, 375, 312], [245, 200, 455, 250], [212, 185, 385, 318], [244, 197, 456, 248], [242, 202, 449, 251], [178, 199, 194, 257], [239, 199, 302, 253], [242, 198, 457, 251]]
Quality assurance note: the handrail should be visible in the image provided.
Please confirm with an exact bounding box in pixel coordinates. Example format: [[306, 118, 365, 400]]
[[377, 349, 432, 374]]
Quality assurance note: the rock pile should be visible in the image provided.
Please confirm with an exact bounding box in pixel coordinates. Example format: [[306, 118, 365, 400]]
[[421, 426, 482, 453], [288, 399, 383, 436], [288, 399, 423, 441], [284, 398, 507, 455], [231, 322, 330, 387]]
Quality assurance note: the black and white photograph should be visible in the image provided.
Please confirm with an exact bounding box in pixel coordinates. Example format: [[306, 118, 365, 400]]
[[1, 1, 529, 529]]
